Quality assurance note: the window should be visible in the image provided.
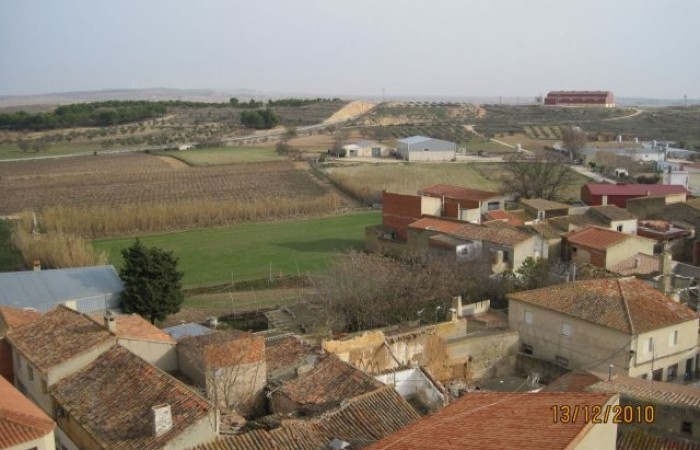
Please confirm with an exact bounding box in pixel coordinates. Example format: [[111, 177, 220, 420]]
[[487, 201, 500, 211], [682, 421, 693, 434], [537, 211, 545, 221], [524, 310, 533, 325], [670, 330, 679, 346], [502, 251, 509, 263], [423, 148, 430, 152], [41, 379, 48, 394], [640, 373, 648, 380], [667, 364, 679, 381], [521, 343, 533, 355], [645, 337, 654, 354], [652, 368, 663, 381], [572, 247, 578, 253], [555, 356, 569, 367], [617, 225, 623, 232], [561, 322, 572, 337], [27, 365, 34, 381]]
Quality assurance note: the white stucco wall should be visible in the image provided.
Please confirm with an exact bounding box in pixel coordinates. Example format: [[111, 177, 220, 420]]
[[631, 319, 699, 380], [375, 368, 446, 408], [118, 339, 177, 372], [5, 429, 55, 450]]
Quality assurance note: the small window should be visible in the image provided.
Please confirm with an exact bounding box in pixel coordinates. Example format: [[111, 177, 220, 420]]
[[645, 337, 654, 354], [423, 148, 430, 152], [27, 365, 34, 381], [524, 310, 533, 325], [537, 211, 545, 220], [572, 247, 578, 253], [616, 225, 623, 232], [561, 322, 572, 337], [670, 330, 679, 346], [521, 343, 533, 355], [555, 356, 569, 367], [487, 201, 500, 211], [682, 421, 693, 434], [502, 251, 509, 263], [41, 379, 48, 394], [640, 373, 648, 380]]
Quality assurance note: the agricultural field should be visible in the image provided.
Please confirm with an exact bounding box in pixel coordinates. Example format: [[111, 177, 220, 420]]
[[0, 152, 328, 214], [523, 125, 562, 140], [94, 212, 380, 287], [160, 145, 282, 165], [359, 102, 479, 126], [322, 162, 587, 203]]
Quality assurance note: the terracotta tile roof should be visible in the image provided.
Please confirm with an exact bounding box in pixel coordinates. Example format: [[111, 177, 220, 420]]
[[180, 330, 265, 368], [409, 217, 531, 246], [610, 253, 659, 276], [587, 205, 638, 221], [6, 305, 115, 372], [0, 375, 55, 448], [507, 277, 698, 334], [0, 306, 41, 335], [418, 184, 500, 202], [484, 209, 526, 226], [265, 336, 313, 373], [88, 313, 176, 344], [198, 385, 420, 450], [542, 371, 603, 392], [51, 346, 213, 450], [364, 392, 616, 450], [586, 375, 700, 407], [584, 183, 688, 196], [564, 226, 631, 250], [278, 354, 384, 405], [617, 428, 700, 450], [521, 198, 570, 211]]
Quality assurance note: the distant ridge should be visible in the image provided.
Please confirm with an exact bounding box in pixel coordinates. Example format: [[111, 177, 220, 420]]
[[0, 88, 697, 109]]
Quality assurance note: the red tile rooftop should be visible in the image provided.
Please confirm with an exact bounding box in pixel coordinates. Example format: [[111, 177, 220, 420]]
[[584, 183, 687, 196], [565, 226, 631, 250], [0, 375, 55, 449], [365, 392, 617, 450], [0, 306, 41, 335]]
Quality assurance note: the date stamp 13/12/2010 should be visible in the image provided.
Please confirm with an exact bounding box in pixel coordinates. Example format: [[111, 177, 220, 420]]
[[551, 404, 655, 424]]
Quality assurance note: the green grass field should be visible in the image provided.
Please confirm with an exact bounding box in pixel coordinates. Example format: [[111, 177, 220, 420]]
[[0, 142, 102, 160], [460, 138, 513, 152], [161, 146, 282, 165], [94, 212, 380, 287]]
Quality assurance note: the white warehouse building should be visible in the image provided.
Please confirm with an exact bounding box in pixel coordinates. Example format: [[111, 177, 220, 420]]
[[396, 135, 456, 161]]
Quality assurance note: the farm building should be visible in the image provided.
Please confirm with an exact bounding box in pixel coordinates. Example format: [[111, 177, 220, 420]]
[[581, 183, 688, 208], [342, 139, 391, 158], [544, 91, 615, 107], [396, 135, 456, 161], [0, 265, 124, 313]]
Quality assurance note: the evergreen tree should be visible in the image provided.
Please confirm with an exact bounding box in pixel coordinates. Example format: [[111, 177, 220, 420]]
[[119, 239, 184, 324]]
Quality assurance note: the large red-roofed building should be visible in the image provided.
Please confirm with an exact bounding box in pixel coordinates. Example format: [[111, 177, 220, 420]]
[[581, 183, 688, 208], [545, 91, 615, 107]]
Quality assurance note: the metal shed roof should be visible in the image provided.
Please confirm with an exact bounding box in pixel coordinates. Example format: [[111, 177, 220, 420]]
[[396, 135, 432, 145], [0, 265, 124, 310], [162, 323, 215, 340]]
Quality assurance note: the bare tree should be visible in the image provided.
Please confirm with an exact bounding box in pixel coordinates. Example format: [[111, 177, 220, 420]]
[[561, 126, 587, 161], [500, 155, 577, 200], [317, 251, 491, 332]]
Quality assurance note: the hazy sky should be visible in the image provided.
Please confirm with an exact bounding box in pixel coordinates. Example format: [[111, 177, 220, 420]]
[[1, 0, 698, 98]]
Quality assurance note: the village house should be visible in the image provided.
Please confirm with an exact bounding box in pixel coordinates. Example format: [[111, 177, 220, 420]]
[[5, 305, 117, 415], [520, 198, 571, 221], [51, 345, 218, 450], [396, 135, 456, 161], [418, 184, 505, 216], [178, 330, 266, 415], [581, 183, 688, 208], [91, 311, 178, 372], [341, 139, 391, 158], [563, 226, 655, 270], [508, 277, 699, 380], [194, 385, 420, 450], [268, 354, 384, 414], [364, 392, 619, 450], [0, 374, 56, 450], [407, 217, 535, 271], [0, 305, 41, 382], [0, 264, 124, 313]]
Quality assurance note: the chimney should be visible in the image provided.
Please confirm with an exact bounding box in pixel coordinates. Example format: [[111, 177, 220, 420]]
[[33, 260, 41, 272], [659, 249, 673, 294], [452, 296, 463, 318], [104, 311, 118, 334], [151, 404, 173, 438]]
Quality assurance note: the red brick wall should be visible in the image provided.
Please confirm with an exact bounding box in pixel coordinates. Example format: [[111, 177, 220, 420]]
[[382, 192, 422, 240], [442, 198, 479, 219]]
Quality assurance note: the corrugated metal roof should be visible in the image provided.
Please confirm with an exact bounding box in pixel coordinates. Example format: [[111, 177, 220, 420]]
[[396, 135, 432, 145], [0, 265, 123, 310], [163, 323, 215, 340]]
